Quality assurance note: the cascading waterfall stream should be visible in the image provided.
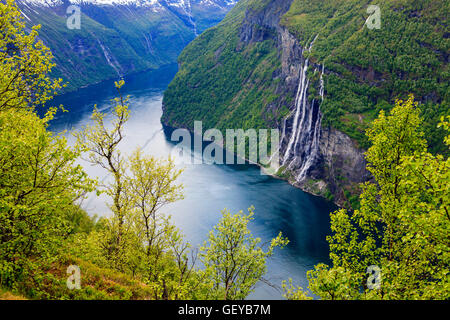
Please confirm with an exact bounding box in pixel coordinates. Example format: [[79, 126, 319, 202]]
[[282, 59, 309, 165], [95, 37, 122, 77], [280, 35, 325, 182], [319, 64, 324, 99], [296, 101, 322, 182], [181, 0, 198, 37], [294, 64, 324, 182]]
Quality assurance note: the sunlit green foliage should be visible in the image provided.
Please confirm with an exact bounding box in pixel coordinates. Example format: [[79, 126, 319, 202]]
[[0, 108, 96, 287], [0, 0, 62, 112], [284, 97, 450, 299], [200, 207, 288, 299], [0, 0, 95, 289]]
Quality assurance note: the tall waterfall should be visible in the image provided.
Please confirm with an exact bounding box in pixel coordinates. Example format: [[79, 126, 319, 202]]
[[280, 36, 325, 182], [282, 59, 309, 165]]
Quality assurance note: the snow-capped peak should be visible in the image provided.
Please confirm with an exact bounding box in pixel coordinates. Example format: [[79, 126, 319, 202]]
[[20, 0, 237, 8]]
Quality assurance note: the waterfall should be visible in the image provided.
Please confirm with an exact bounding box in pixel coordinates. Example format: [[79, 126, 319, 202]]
[[280, 35, 325, 182], [309, 34, 319, 51], [181, 0, 198, 37], [292, 76, 310, 154], [267, 111, 288, 168], [282, 59, 309, 165], [96, 38, 122, 77], [319, 64, 324, 100], [295, 65, 324, 181], [279, 117, 287, 150], [296, 106, 322, 182]]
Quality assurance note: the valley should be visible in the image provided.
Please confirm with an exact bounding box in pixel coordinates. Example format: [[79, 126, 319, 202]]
[[17, 0, 237, 91]]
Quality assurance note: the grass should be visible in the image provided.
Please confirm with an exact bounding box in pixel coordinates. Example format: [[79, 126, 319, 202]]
[[4, 256, 154, 300]]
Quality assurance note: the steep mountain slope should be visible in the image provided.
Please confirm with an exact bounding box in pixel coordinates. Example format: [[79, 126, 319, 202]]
[[16, 0, 237, 91], [162, 0, 449, 206]]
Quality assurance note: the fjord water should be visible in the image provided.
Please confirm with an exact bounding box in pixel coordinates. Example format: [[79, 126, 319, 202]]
[[50, 65, 335, 299]]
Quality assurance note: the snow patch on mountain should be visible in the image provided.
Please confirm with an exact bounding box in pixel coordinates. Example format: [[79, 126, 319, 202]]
[[199, 0, 237, 7], [22, 0, 63, 7], [21, 0, 236, 8]]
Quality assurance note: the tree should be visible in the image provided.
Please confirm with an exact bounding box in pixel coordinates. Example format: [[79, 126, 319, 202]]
[[283, 96, 450, 299], [0, 1, 93, 288], [74, 82, 197, 299], [75, 80, 131, 270], [127, 149, 184, 259], [0, 107, 95, 287], [0, 0, 61, 112], [200, 207, 288, 300], [126, 149, 192, 299]]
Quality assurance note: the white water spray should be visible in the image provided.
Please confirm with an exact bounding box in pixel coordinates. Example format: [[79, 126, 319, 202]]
[[280, 35, 325, 182], [282, 59, 309, 165]]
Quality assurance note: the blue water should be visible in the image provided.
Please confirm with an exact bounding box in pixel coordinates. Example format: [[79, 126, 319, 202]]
[[49, 65, 335, 299]]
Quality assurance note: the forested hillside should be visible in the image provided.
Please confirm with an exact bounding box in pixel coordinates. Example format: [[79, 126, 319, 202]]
[[163, 0, 285, 134], [162, 0, 449, 205], [16, 0, 237, 91]]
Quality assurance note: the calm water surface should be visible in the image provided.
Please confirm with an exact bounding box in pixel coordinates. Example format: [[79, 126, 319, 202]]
[[49, 65, 336, 299]]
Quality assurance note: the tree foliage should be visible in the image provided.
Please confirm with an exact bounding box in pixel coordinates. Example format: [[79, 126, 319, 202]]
[[284, 96, 450, 299], [200, 207, 288, 299], [0, 0, 94, 288], [0, 0, 61, 112]]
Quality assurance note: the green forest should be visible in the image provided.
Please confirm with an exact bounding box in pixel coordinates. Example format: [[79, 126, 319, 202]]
[[15, 0, 230, 92], [0, 0, 449, 300], [163, 0, 449, 153]]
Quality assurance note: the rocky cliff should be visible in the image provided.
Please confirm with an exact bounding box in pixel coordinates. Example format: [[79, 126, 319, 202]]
[[233, 0, 368, 206], [162, 0, 448, 207], [272, 15, 369, 206]]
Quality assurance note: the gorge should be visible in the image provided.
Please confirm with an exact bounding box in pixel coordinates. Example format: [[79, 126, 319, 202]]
[[49, 66, 336, 299], [1, 0, 448, 301]]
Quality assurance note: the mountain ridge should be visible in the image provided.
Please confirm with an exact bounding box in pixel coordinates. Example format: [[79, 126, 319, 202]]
[[16, 0, 238, 91]]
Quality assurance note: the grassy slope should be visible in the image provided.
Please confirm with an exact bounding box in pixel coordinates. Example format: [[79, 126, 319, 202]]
[[2, 256, 153, 300], [0, 289, 27, 300]]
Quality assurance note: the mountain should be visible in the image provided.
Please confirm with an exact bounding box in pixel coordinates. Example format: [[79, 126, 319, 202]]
[[162, 0, 449, 207], [16, 0, 238, 91]]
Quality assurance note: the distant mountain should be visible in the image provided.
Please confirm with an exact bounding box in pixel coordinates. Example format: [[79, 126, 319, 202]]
[[16, 0, 238, 91]]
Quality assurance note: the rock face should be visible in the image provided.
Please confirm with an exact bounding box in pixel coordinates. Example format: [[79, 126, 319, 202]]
[[315, 127, 369, 205], [162, 0, 447, 206], [237, 0, 368, 206], [278, 27, 369, 206]]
